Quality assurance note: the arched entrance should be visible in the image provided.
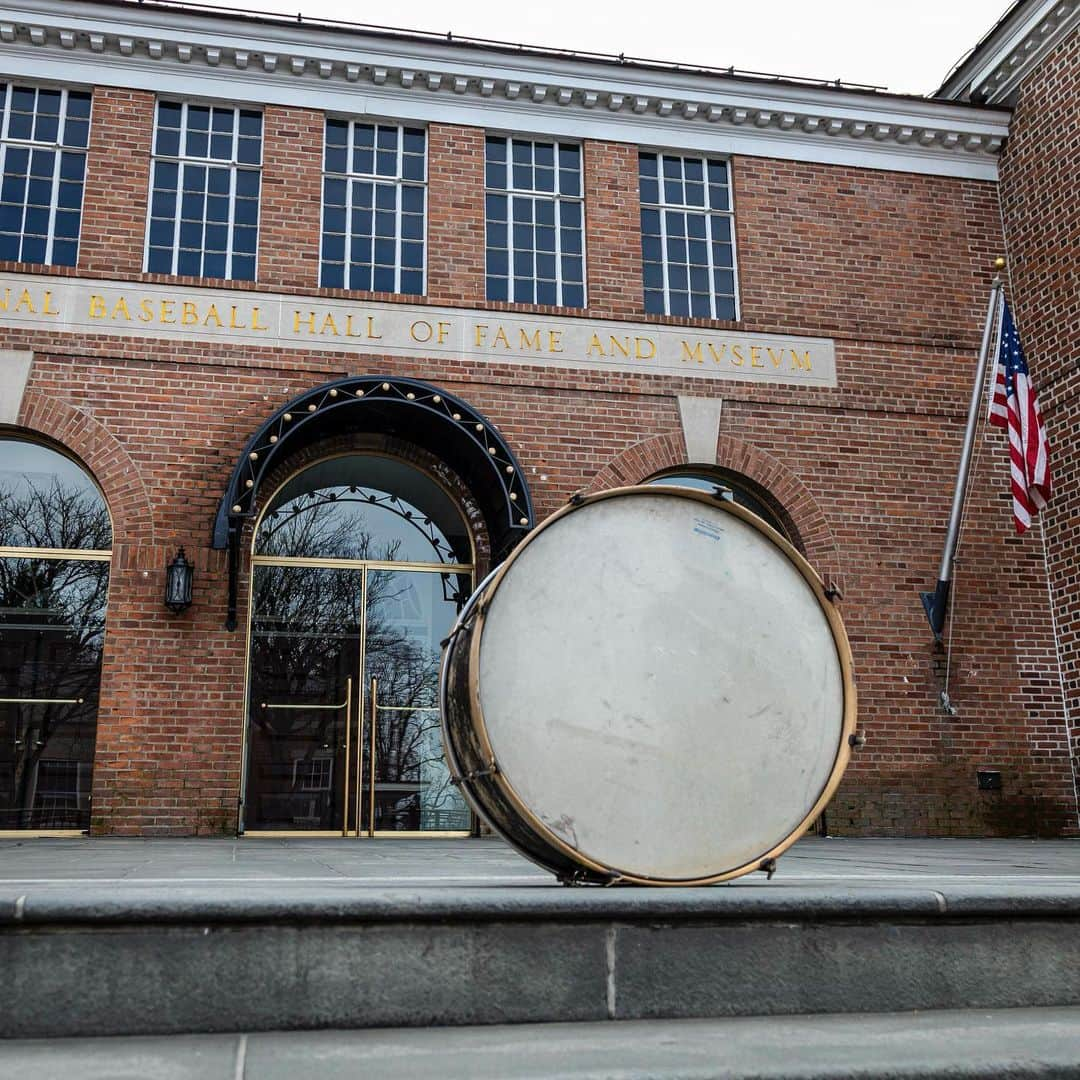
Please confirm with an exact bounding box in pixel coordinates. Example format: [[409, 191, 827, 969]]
[[242, 452, 476, 836], [0, 436, 111, 834]]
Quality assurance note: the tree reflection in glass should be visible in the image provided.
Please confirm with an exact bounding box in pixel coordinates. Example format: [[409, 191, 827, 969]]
[[247, 453, 473, 833], [0, 440, 111, 830]]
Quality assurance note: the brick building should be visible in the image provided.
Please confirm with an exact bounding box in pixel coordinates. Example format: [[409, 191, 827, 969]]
[[0, 0, 1076, 839]]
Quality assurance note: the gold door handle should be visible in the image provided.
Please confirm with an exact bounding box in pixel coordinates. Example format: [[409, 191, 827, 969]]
[[0, 696, 84, 705], [340, 677, 352, 836], [368, 677, 377, 837], [260, 694, 349, 710]]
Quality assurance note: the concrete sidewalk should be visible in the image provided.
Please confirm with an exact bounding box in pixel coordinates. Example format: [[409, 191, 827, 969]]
[[1, 834, 1078, 893], [4, 1008, 1080, 1080]]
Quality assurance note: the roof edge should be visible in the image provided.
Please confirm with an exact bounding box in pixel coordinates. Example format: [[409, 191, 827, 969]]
[[937, 0, 1079, 104]]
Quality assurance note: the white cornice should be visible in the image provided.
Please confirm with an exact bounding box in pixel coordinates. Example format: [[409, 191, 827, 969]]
[[939, 0, 1080, 104], [0, 0, 1009, 180]]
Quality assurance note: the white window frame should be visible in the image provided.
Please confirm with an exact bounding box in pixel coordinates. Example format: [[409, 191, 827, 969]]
[[639, 149, 741, 321], [484, 133, 587, 309], [143, 98, 263, 281], [319, 117, 428, 295], [0, 81, 92, 267]]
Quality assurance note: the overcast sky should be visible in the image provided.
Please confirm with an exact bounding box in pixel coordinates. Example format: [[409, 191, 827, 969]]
[[204, 0, 1013, 96]]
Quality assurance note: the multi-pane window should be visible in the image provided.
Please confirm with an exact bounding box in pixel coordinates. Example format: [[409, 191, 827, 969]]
[[0, 84, 90, 267], [485, 136, 584, 308], [640, 152, 737, 320], [321, 121, 426, 294], [146, 101, 262, 280]]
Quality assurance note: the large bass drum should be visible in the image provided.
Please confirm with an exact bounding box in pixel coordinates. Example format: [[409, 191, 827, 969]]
[[440, 485, 856, 885]]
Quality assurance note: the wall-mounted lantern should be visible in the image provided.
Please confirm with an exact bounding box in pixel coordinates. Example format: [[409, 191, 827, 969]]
[[165, 548, 194, 614]]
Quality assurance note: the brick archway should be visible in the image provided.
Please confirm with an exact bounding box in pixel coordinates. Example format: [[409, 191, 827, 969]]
[[587, 431, 844, 588], [15, 389, 156, 547]]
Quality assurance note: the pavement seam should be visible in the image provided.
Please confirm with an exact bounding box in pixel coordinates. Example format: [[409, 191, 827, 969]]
[[233, 1032, 247, 1080], [606, 925, 617, 1020]]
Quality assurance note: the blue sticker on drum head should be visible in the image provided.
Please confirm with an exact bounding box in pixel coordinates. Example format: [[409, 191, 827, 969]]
[[692, 516, 723, 542]]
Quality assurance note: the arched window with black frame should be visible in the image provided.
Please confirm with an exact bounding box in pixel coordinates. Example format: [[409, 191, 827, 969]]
[[644, 466, 796, 546]]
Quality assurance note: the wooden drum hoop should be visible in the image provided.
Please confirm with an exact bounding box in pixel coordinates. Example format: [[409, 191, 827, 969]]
[[440, 485, 857, 886]]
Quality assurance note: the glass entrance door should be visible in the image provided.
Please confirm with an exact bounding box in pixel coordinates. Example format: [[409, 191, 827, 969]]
[[362, 569, 469, 834], [245, 563, 470, 835], [243, 452, 476, 837]]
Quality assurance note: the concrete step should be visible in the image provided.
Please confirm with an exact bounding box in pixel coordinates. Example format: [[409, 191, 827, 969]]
[[3, 1008, 1080, 1079], [4, 883, 1080, 1038]]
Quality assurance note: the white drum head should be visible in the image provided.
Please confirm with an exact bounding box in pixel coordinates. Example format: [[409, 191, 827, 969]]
[[476, 489, 847, 882]]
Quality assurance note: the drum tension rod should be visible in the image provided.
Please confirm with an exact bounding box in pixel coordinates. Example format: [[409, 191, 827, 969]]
[[758, 858, 778, 880], [453, 760, 500, 784]]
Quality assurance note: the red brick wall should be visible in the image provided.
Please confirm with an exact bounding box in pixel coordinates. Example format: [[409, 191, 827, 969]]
[[584, 140, 642, 318], [77, 88, 154, 276], [1, 90, 1075, 836], [258, 106, 323, 290], [999, 24, 1080, 815], [426, 123, 486, 305]]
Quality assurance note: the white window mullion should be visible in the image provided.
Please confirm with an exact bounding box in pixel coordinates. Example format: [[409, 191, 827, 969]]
[[553, 193, 564, 309], [392, 182, 403, 294], [656, 169, 671, 315], [345, 121, 355, 285], [224, 165, 238, 281], [199, 165, 211, 277], [43, 138, 62, 264], [170, 161, 183, 276]]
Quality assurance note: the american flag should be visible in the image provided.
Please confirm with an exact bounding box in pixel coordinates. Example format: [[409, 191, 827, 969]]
[[988, 298, 1051, 534]]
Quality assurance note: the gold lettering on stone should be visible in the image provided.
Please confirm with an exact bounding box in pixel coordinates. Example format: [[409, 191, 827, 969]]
[[519, 328, 542, 352]]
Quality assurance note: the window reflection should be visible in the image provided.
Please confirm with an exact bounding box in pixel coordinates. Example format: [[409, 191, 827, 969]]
[[0, 440, 111, 550], [366, 570, 469, 832], [0, 438, 110, 832], [255, 455, 470, 564], [247, 452, 474, 835]]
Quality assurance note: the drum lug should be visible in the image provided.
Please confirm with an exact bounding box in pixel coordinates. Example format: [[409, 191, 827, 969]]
[[567, 490, 587, 507], [759, 858, 778, 880], [848, 731, 866, 749], [824, 583, 844, 602], [460, 759, 499, 782]]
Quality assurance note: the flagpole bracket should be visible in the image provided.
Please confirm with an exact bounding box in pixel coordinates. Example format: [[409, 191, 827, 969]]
[[921, 579, 951, 641]]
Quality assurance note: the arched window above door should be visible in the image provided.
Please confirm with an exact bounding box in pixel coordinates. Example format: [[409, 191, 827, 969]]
[[644, 466, 795, 544], [254, 454, 472, 566]]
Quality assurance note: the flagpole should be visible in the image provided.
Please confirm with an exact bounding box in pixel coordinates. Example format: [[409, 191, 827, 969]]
[[921, 258, 1005, 640]]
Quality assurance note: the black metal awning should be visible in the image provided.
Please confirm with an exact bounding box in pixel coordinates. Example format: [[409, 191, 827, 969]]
[[211, 375, 534, 629]]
